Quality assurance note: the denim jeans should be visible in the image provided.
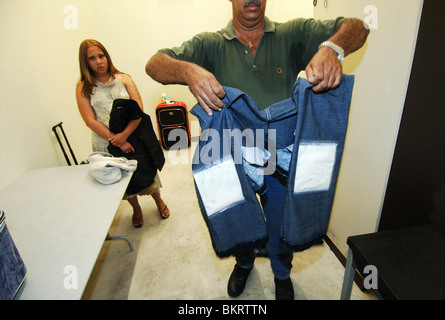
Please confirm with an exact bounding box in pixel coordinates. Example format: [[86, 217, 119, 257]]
[[282, 75, 355, 251], [191, 93, 270, 257], [0, 211, 27, 300], [191, 76, 354, 275], [191, 83, 299, 257]]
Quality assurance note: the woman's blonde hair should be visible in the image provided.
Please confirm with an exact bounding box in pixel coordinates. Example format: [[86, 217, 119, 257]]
[[78, 39, 119, 98]]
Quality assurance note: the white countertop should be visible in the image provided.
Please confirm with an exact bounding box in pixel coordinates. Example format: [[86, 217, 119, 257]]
[[0, 165, 132, 299]]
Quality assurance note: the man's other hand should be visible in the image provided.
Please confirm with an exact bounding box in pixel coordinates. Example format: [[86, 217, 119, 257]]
[[305, 46, 342, 93]]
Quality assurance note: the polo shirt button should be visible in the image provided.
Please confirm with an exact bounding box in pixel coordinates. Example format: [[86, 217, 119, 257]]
[[244, 50, 248, 55], [252, 64, 257, 69]]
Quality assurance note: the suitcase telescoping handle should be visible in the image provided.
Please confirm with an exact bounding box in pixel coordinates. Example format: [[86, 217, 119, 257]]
[[52, 122, 78, 166]]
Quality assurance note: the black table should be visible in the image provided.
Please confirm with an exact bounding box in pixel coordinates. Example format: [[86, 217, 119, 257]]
[[340, 224, 445, 299]]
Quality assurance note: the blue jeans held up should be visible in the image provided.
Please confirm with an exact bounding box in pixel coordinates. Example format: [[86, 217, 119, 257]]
[[281, 75, 355, 251], [0, 211, 27, 300], [191, 88, 271, 258], [190, 75, 354, 272]]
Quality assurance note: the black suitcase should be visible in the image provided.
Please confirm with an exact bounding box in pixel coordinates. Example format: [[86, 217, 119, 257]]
[[156, 101, 191, 149]]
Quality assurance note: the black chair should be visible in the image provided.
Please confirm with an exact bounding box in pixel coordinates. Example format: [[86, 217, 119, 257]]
[[340, 224, 445, 299]]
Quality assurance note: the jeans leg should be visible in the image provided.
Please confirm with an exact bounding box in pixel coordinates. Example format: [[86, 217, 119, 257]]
[[261, 173, 293, 279]]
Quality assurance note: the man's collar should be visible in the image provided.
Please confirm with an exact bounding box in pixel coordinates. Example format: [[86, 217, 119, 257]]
[[222, 17, 275, 40]]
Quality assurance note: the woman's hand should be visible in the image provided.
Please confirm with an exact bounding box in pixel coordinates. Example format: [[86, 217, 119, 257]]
[[109, 132, 130, 147], [119, 141, 135, 153]]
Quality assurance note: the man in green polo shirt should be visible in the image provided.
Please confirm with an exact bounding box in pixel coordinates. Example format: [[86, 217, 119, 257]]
[[146, 0, 369, 299]]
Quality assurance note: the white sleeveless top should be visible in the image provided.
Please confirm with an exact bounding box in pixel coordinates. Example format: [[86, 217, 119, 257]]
[[90, 77, 130, 152]]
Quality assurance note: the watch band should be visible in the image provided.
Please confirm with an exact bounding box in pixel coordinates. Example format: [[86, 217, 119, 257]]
[[319, 41, 344, 64]]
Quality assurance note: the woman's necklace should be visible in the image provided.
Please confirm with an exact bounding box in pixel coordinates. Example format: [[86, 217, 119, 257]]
[[105, 74, 113, 85], [97, 73, 113, 85]]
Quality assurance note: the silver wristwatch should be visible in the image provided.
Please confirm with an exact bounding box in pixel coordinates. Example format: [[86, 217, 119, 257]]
[[319, 41, 344, 64]]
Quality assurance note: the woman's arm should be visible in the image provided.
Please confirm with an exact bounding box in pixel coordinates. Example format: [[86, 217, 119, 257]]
[[76, 82, 115, 141], [76, 81, 135, 153], [108, 73, 143, 148]]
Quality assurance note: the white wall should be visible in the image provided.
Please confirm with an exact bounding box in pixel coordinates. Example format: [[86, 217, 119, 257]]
[[314, 0, 424, 255], [0, 0, 312, 191]]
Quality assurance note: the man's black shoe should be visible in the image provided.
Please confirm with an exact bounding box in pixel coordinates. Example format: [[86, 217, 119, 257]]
[[227, 264, 253, 297], [274, 277, 294, 300]]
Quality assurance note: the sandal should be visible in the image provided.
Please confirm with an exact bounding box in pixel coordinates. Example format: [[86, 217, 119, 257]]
[[159, 205, 170, 219], [132, 211, 143, 228]]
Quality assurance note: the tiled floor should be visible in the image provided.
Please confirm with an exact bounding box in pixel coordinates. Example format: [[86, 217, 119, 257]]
[[82, 142, 377, 300]]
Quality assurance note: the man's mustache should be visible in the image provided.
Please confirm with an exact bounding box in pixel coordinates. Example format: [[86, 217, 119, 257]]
[[244, 0, 261, 8]]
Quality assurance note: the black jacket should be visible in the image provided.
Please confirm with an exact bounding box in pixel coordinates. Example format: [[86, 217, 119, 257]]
[[108, 98, 165, 194]]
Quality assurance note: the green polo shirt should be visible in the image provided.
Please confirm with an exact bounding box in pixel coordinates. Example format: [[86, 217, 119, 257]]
[[158, 16, 344, 110]]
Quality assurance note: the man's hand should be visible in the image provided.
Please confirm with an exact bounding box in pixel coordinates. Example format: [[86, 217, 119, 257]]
[[146, 53, 225, 116], [305, 18, 370, 92], [305, 46, 342, 93], [187, 65, 226, 115]]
